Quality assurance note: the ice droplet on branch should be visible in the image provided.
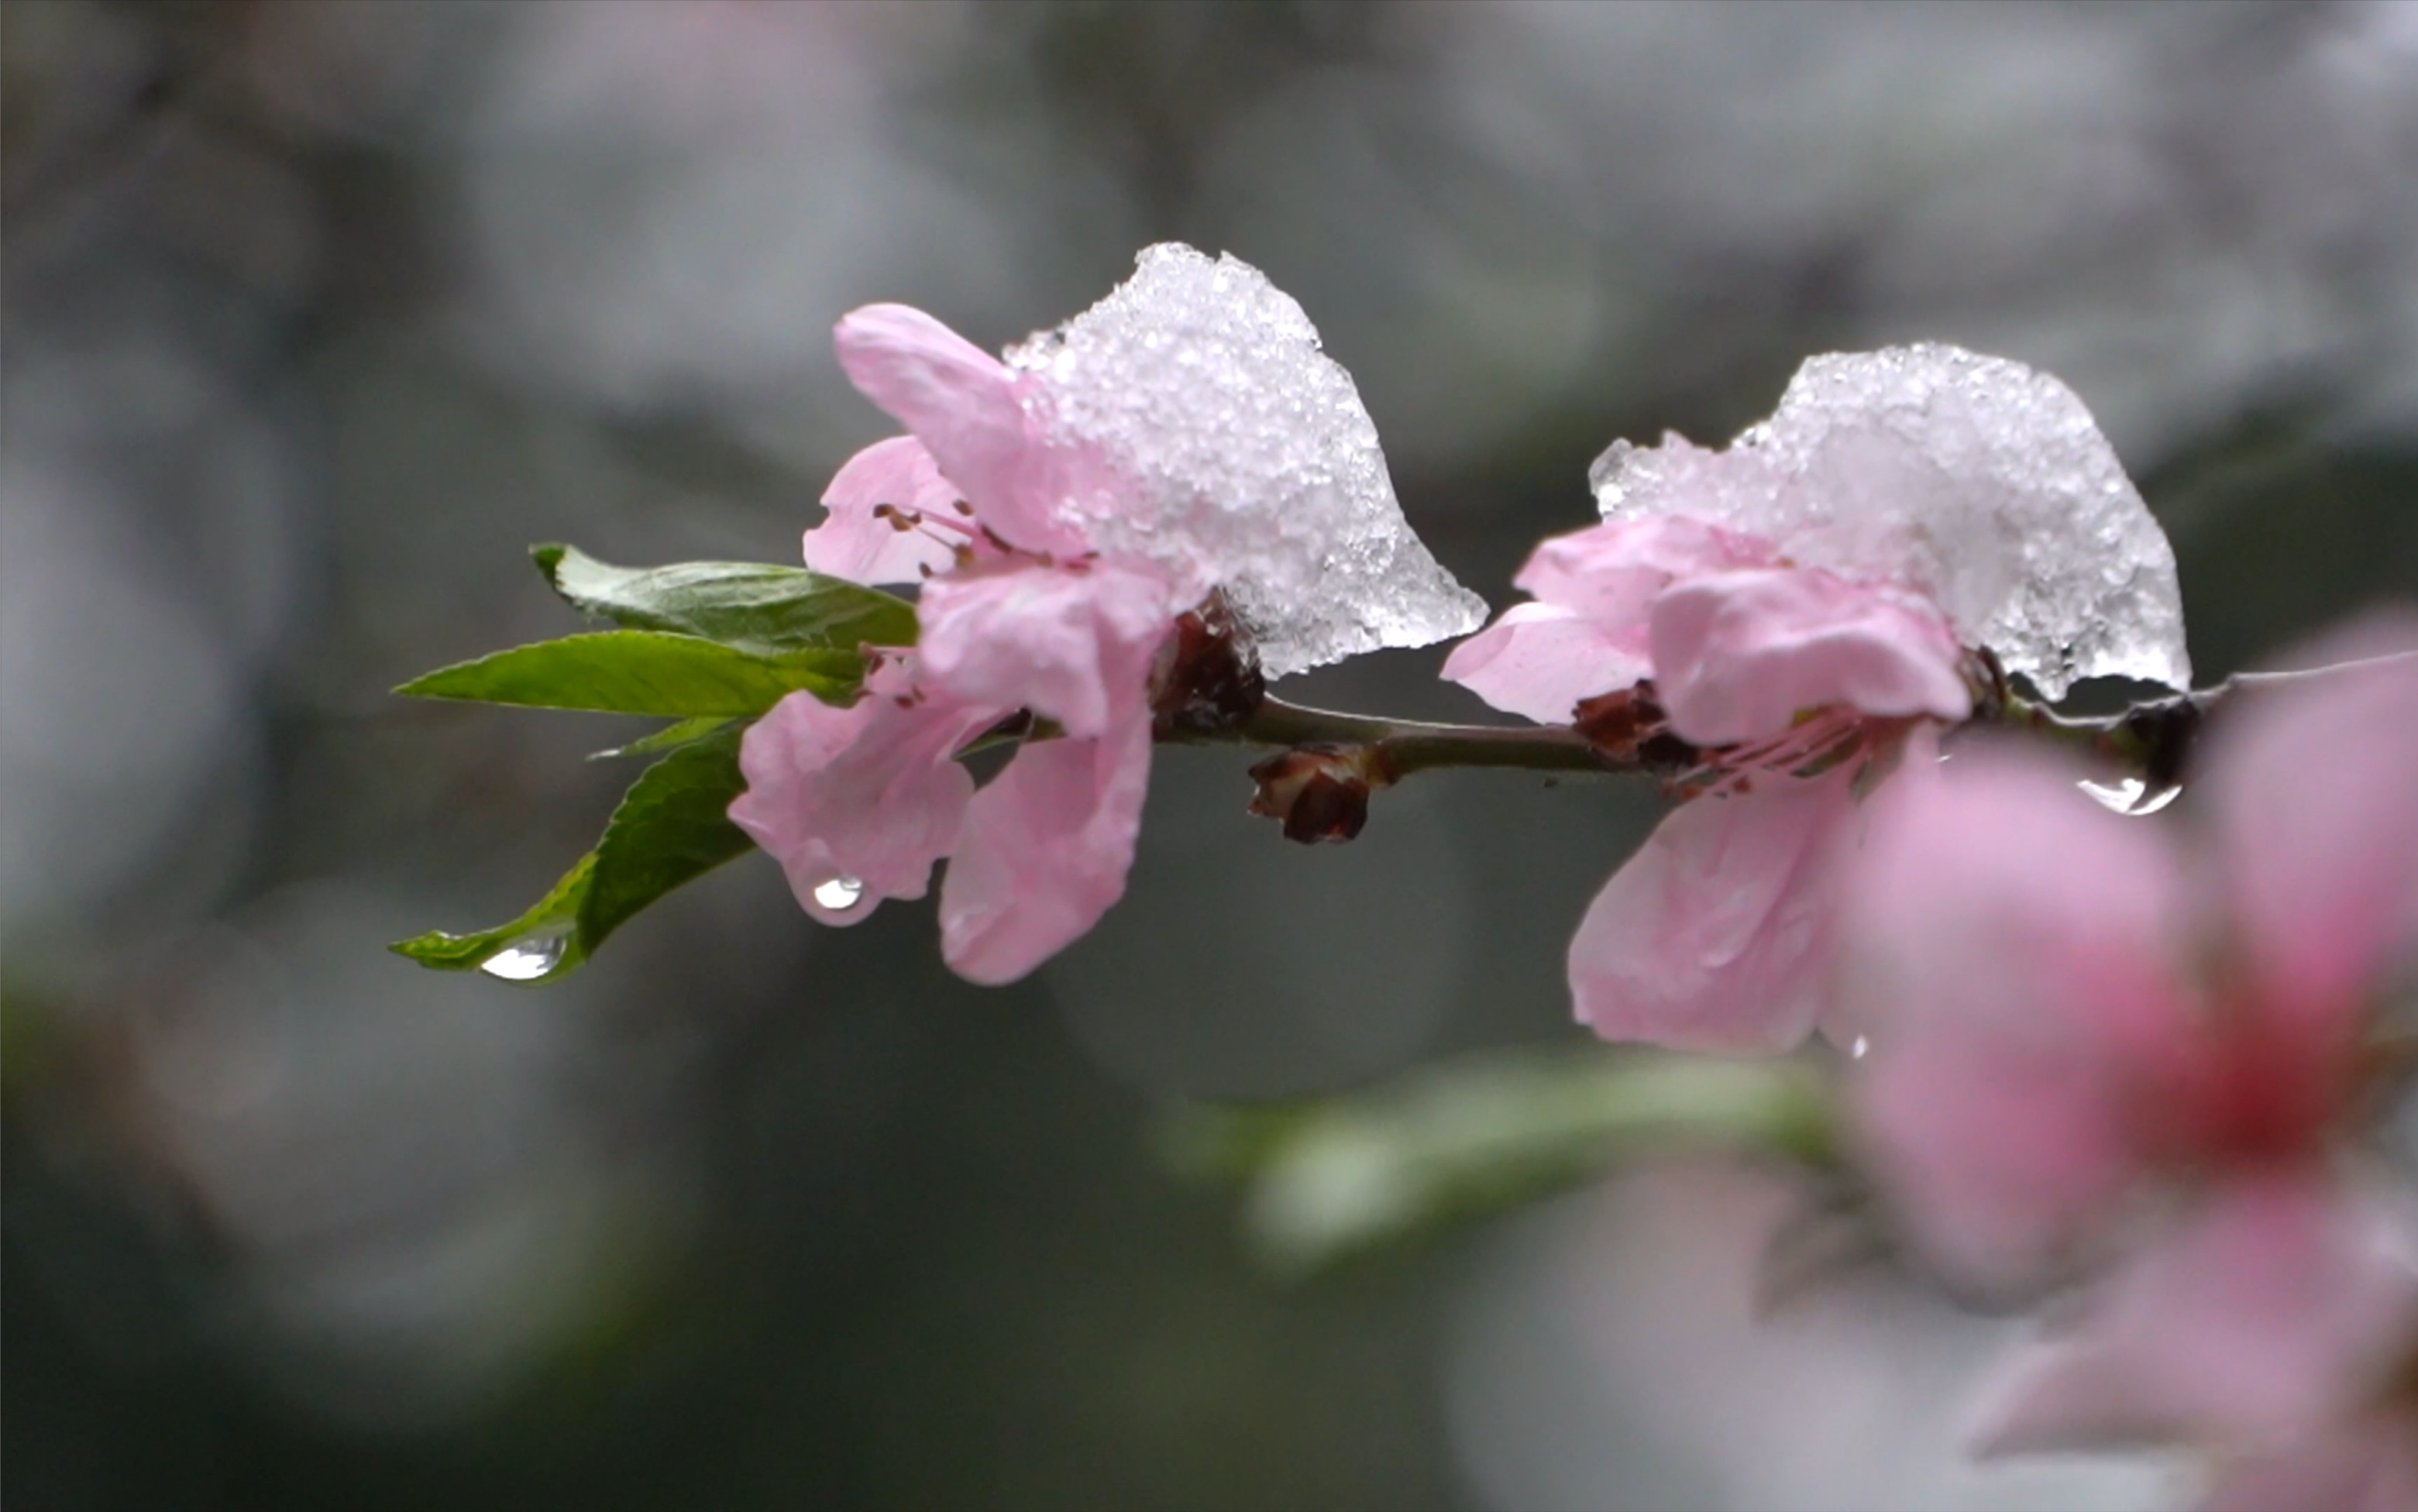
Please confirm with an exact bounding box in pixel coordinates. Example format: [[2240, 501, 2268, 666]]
[[1006, 244, 1488, 681], [2079, 775, 2183, 816], [1590, 344, 2191, 699]]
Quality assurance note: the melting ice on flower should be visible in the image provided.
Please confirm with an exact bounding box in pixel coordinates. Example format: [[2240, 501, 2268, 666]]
[[1443, 345, 2189, 1053], [1006, 245, 1488, 679], [730, 244, 1484, 984], [1594, 344, 2190, 699], [1837, 629, 2418, 1503]]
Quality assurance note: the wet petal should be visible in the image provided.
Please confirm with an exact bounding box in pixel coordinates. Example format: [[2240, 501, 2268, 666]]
[[728, 665, 998, 925], [803, 435, 965, 586], [1447, 517, 1773, 723], [2203, 620, 2418, 1044], [1441, 602, 1650, 725], [1973, 1173, 2418, 1455], [834, 304, 1084, 556], [1649, 567, 1970, 747], [917, 559, 1177, 740], [1841, 739, 2194, 1287], [939, 713, 1153, 985], [1568, 775, 1854, 1054], [1514, 515, 1773, 620]]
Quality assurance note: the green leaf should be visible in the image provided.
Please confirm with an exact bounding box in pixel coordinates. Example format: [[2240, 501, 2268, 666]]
[[392, 730, 755, 983], [577, 730, 757, 947], [396, 631, 858, 716], [390, 854, 594, 978], [533, 543, 918, 655], [1168, 1047, 1838, 1277], [589, 716, 734, 761]]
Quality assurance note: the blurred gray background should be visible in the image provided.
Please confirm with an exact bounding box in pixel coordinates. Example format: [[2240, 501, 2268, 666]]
[[5, 2, 2414, 1509]]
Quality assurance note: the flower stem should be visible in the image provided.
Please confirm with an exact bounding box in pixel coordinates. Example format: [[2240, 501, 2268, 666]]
[[1171, 696, 1641, 782], [1168, 649, 2418, 789], [2004, 648, 2418, 787]]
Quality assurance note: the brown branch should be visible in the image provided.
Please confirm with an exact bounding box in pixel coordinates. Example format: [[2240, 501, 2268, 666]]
[[1164, 648, 2416, 835], [1166, 696, 1642, 780], [2001, 648, 2418, 788]]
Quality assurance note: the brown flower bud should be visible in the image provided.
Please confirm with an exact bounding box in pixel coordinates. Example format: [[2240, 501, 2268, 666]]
[[1152, 593, 1266, 737], [1248, 745, 1374, 844], [1573, 681, 1700, 775]]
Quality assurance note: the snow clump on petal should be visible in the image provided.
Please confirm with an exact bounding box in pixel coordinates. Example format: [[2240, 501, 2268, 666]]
[[1008, 244, 1488, 679], [1593, 344, 2191, 698]]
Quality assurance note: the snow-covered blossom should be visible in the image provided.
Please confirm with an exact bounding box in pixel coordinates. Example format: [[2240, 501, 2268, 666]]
[[731, 246, 1483, 982], [1447, 515, 1971, 1052], [1835, 626, 2418, 1482], [1444, 344, 2188, 1053]]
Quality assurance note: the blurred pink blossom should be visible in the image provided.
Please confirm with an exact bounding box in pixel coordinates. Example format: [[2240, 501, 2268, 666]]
[[1837, 626, 2418, 1479], [1444, 514, 1972, 1054], [731, 304, 1188, 985], [2200, 1418, 2418, 1512]]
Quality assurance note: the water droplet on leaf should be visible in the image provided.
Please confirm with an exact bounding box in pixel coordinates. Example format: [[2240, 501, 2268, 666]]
[[813, 876, 865, 911], [481, 934, 567, 981]]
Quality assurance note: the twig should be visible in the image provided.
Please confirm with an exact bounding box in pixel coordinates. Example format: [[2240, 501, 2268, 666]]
[[2004, 648, 2418, 788], [1167, 696, 1642, 780], [1169, 648, 2418, 793]]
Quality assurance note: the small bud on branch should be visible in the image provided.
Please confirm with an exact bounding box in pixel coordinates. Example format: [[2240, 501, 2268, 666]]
[[1247, 746, 1377, 843]]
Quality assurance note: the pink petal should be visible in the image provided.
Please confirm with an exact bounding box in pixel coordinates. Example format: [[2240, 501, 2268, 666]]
[[727, 666, 998, 925], [1648, 567, 1970, 747], [2202, 1426, 2418, 1512], [1973, 1173, 2418, 1456], [1446, 518, 1773, 723], [802, 436, 966, 586], [1567, 774, 1854, 1054], [938, 713, 1153, 985], [2201, 620, 2418, 1047], [833, 304, 1085, 557], [1440, 602, 1652, 725], [1841, 740, 2194, 1287], [916, 559, 1177, 740], [1514, 516, 1774, 620]]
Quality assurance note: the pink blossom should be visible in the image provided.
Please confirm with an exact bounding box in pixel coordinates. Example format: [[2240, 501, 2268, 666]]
[[2200, 1419, 2418, 1512], [730, 304, 1185, 985], [1834, 629, 2418, 1465], [734, 246, 1482, 982], [1445, 345, 2189, 1052], [1443, 490, 1974, 1054]]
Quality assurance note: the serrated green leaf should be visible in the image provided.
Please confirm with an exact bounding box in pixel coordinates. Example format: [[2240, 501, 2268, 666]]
[[1168, 1047, 1839, 1277], [397, 631, 858, 716], [392, 730, 755, 984], [589, 716, 734, 761], [577, 730, 756, 946], [533, 543, 917, 655]]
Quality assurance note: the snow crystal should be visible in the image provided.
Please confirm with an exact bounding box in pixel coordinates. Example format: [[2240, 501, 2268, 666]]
[[1591, 344, 2192, 699], [1006, 244, 1488, 680]]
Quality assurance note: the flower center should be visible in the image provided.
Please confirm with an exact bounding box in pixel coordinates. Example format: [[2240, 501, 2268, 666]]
[[1679, 706, 1880, 799], [874, 499, 1015, 568], [1572, 682, 1919, 799], [2134, 993, 2349, 1169]]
